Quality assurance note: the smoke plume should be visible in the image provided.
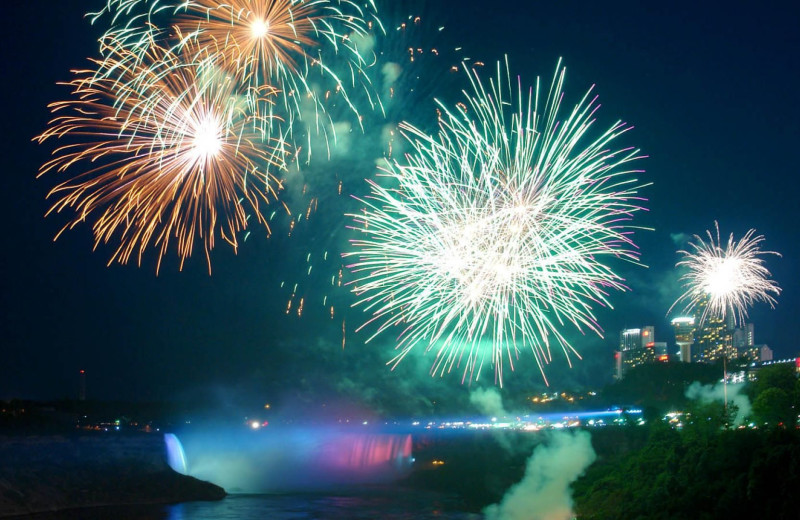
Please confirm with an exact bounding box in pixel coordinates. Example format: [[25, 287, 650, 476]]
[[483, 429, 596, 520], [470, 387, 508, 418], [685, 381, 752, 425]]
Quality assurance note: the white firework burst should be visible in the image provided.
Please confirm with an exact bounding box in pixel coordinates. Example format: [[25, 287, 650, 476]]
[[345, 59, 649, 385], [670, 222, 781, 326]]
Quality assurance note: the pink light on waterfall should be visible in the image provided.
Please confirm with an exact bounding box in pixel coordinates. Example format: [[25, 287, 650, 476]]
[[319, 434, 413, 474]]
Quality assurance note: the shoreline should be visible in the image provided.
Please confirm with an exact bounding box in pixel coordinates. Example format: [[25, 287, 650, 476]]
[[0, 492, 221, 519], [0, 432, 225, 518]]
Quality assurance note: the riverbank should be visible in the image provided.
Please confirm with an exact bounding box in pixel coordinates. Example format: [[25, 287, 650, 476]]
[[0, 433, 225, 518]]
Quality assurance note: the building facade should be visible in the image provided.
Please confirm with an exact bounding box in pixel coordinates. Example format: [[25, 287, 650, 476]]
[[671, 316, 696, 363], [691, 296, 735, 362], [615, 326, 656, 379]]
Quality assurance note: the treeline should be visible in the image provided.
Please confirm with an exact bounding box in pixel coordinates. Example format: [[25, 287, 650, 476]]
[[573, 363, 800, 519], [574, 423, 800, 518]]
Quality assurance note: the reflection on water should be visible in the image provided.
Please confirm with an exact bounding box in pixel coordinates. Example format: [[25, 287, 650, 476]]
[[168, 493, 478, 520], [25, 503, 171, 520], [27, 490, 481, 520]]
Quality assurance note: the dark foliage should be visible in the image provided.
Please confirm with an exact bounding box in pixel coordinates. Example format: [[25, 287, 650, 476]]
[[601, 362, 722, 416], [574, 424, 800, 519], [575, 363, 800, 519]]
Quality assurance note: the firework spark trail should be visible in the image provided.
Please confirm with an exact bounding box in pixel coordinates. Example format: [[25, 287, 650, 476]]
[[669, 222, 781, 326], [345, 59, 649, 385], [35, 34, 289, 273], [89, 0, 386, 161]]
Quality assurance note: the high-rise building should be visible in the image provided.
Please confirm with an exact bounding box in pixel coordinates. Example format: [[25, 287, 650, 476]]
[[671, 317, 696, 363], [654, 342, 669, 361], [695, 314, 735, 362], [615, 326, 656, 378], [620, 326, 655, 351], [733, 323, 757, 360], [613, 350, 622, 380], [692, 296, 734, 362], [733, 323, 755, 348]]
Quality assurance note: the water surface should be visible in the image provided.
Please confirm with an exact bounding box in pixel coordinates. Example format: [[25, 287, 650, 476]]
[[28, 488, 481, 520]]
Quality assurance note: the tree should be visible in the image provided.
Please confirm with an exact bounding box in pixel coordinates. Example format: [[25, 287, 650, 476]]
[[751, 364, 796, 398], [752, 387, 794, 426]]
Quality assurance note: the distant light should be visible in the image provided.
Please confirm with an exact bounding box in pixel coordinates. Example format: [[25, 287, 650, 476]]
[[671, 317, 694, 325], [250, 421, 260, 430]]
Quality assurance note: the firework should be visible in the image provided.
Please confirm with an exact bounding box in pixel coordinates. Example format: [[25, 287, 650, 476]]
[[669, 222, 781, 326], [35, 34, 288, 273], [345, 59, 648, 385], [89, 0, 385, 151]]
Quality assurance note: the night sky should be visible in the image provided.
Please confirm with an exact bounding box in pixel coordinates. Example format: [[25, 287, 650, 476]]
[[2, 1, 798, 414]]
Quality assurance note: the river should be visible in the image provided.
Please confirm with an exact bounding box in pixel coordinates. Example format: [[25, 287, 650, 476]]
[[26, 488, 482, 520]]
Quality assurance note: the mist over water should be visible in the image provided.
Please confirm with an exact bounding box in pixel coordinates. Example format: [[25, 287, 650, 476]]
[[166, 426, 413, 493], [685, 381, 752, 425], [484, 430, 596, 520]]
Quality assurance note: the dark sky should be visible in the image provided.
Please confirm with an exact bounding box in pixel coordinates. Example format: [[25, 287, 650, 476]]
[[2, 1, 798, 413]]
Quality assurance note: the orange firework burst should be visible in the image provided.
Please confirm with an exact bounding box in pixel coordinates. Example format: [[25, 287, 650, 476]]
[[169, 0, 382, 134], [174, 0, 366, 81], [35, 34, 289, 273], [91, 0, 383, 142]]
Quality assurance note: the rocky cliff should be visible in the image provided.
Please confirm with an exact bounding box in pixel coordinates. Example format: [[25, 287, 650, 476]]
[[0, 433, 225, 517]]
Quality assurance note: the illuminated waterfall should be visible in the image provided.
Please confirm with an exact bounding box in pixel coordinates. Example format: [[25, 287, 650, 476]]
[[164, 428, 413, 493]]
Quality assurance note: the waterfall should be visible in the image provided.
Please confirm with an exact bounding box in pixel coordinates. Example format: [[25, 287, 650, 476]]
[[165, 427, 413, 493]]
